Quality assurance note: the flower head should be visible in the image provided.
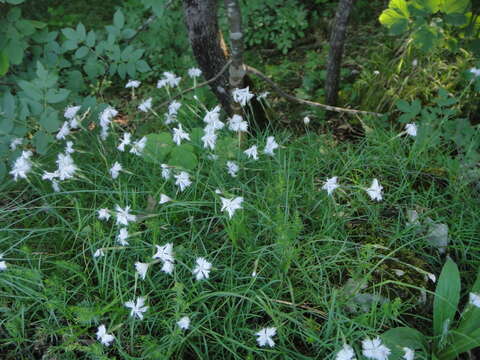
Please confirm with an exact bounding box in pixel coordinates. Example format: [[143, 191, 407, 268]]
[[244, 145, 258, 160], [362, 337, 391, 360], [10, 150, 33, 181], [125, 297, 148, 319], [174, 171, 192, 192], [470, 68, 480, 77], [336, 343, 356, 360], [115, 205, 136, 226], [322, 177, 340, 196], [64, 105, 81, 120], [110, 161, 122, 179], [56, 153, 77, 180], [366, 179, 383, 201], [56, 121, 71, 140], [97, 208, 111, 221], [10, 137, 23, 150], [161, 164, 171, 179], [193, 257, 212, 280], [93, 249, 105, 258], [228, 115, 248, 132], [117, 132, 132, 152], [177, 316, 191, 330], [201, 130, 217, 150], [168, 100, 182, 115], [403, 347, 415, 360], [65, 141, 74, 154], [469, 292, 480, 307], [172, 124, 190, 146], [255, 327, 276, 347], [226, 161, 239, 177], [303, 116, 311, 125], [264, 136, 279, 156], [0, 254, 7, 271], [117, 228, 129, 246], [138, 97, 153, 112], [159, 194, 172, 204], [135, 262, 149, 280], [405, 123, 417, 137], [232, 87, 254, 106], [188, 67, 202, 78], [96, 325, 114, 346], [157, 71, 181, 88], [125, 80, 141, 88], [130, 136, 147, 156], [153, 243, 174, 264], [220, 196, 243, 218]]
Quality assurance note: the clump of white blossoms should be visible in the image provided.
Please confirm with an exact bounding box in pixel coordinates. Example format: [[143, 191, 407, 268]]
[[403, 347, 415, 360], [117, 132, 132, 152], [469, 292, 480, 307], [322, 177, 340, 196], [264, 136, 279, 156], [244, 145, 258, 160], [99, 106, 118, 140], [366, 179, 383, 201], [138, 97, 153, 112], [115, 205, 136, 226], [109, 162, 122, 179], [255, 327, 276, 347], [361, 337, 391, 360], [172, 124, 190, 145], [232, 87, 254, 106], [174, 171, 192, 192], [96, 324, 114, 346], [157, 71, 181, 88], [405, 123, 417, 137], [188, 67, 202, 78], [56, 121, 71, 140], [335, 343, 356, 360], [10, 150, 33, 181], [125, 297, 148, 320], [228, 114, 248, 132], [0, 254, 7, 271], [56, 153, 77, 180], [97, 208, 111, 221], [153, 243, 175, 274], [135, 262, 149, 280], [10, 137, 23, 150], [177, 316, 191, 330], [220, 196, 243, 218], [125, 80, 141, 88], [64, 105, 81, 120], [130, 136, 147, 156], [117, 228, 129, 246], [193, 257, 212, 281], [226, 161, 239, 177]]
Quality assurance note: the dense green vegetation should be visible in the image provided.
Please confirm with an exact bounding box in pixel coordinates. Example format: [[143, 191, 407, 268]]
[[1, 0, 479, 359]]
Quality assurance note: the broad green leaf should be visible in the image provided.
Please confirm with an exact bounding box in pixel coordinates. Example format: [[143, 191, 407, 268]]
[[444, 13, 468, 26], [452, 268, 480, 343], [170, 145, 198, 170], [74, 46, 89, 59], [63, 39, 78, 51], [36, 61, 48, 81], [0, 161, 6, 184], [18, 80, 42, 101], [39, 109, 60, 133], [379, 9, 409, 35], [136, 60, 150, 73], [0, 51, 9, 76], [117, 62, 126, 79], [412, 25, 440, 52], [142, 133, 173, 163], [61, 27, 77, 41], [390, 0, 410, 17], [45, 88, 70, 104], [0, 118, 14, 135], [66, 70, 86, 92], [113, 10, 125, 29], [439, 0, 470, 15], [410, 0, 441, 14], [437, 328, 480, 360], [33, 131, 53, 155], [3, 91, 15, 119], [433, 257, 460, 344], [76, 23, 86, 41], [382, 327, 427, 350], [122, 28, 136, 39], [85, 30, 96, 47]]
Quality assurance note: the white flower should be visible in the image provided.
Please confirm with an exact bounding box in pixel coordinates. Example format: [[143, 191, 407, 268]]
[[69, 117, 80, 129], [177, 316, 191, 330], [193, 257, 212, 281], [93, 249, 105, 258], [51, 180, 60, 192], [362, 337, 391, 360], [208, 154, 219, 161], [336, 343, 356, 360], [322, 177, 340, 196], [168, 100, 182, 115], [96, 324, 114, 346], [258, 91, 269, 99], [165, 112, 177, 125], [228, 115, 248, 132], [469, 292, 480, 308], [10, 137, 23, 150], [153, 243, 174, 263], [135, 262, 149, 280], [159, 194, 172, 204], [138, 97, 153, 112], [125, 79, 141, 88], [427, 273, 436, 283], [65, 141, 74, 154], [366, 179, 383, 201], [157, 71, 181, 88], [220, 196, 243, 218], [99, 106, 118, 140], [373, 70, 380, 75], [97, 208, 111, 221], [162, 261, 174, 274], [403, 347, 415, 360], [264, 136, 279, 156], [188, 67, 202, 78], [115, 205, 136, 226], [110, 161, 122, 179], [64, 105, 81, 120], [130, 136, 147, 156], [174, 171, 192, 192], [0, 254, 7, 271], [226, 161, 239, 177], [10, 150, 33, 181], [56, 121, 71, 140], [125, 297, 148, 320], [117, 228, 129, 246], [232, 87, 254, 106], [255, 327, 276, 347], [172, 124, 190, 146], [244, 145, 258, 160], [56, 153, 77, 180], [405, 123, 417, 137], [204, 105, 221, 123], [412, 59, 418, 67], [161, 164, 171, 179], [303, 116, 311, 125], [117, 132, 132, 152], [470, 68, 480, 77], [201, 130, 217, 150]]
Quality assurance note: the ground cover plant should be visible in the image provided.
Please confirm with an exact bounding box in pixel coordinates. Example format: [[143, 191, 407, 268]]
[[1, 0, 480, 359]]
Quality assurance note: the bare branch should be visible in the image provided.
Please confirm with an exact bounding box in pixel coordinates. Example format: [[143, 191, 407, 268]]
[[245, 65, 383, 117]]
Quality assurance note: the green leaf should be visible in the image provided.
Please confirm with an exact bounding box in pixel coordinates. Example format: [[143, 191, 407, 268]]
[[45, 89, 70, 104], [444, 13, 468, 26], [6, 0, 26, 4], [76, 23, 86, 41], [379, 9, 409, 35], [33, 131, 53, 155], [61, 27, 77, 41], [0, 118, 14, 135], [439, 0, 470, 15], [0, 161, 6, 184], [66, 70, 86, 92], [18, 80, 42, 101], [74, 46, 89, 59], [122, 28, 136, 39], [117, 62, 126, 79], [169, 145, 198, 170], [433, 257, 461, 345], [63, 39, 78, 51], [0, 51, 9, 76], [136, 60, 150, 73], [85, 30, 96, 47], [412, 25, 440, 52], [39, 109, 60, 133], [3, 91, 15, 119], [142, 133, 173, 164], [36, 61, 48, 81], [410, 0, 441, 14], [382, 327, 427, 350], [113, 10, 125, 29]]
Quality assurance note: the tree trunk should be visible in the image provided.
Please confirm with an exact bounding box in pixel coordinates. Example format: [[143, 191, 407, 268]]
[[325, 0, 354, 106], [182, 0, 232, 114]]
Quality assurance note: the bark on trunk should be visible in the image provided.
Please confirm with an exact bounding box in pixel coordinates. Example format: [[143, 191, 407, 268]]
[[182, 0, 232, 114], [325, 0, 354, 106]]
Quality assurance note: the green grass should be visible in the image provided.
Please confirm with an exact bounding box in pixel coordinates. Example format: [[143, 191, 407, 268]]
[[1, 98, 479, 359]]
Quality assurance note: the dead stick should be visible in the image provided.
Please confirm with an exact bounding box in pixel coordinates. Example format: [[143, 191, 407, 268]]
[[271, 299, 327, 319], [245, 65, 383, 117]]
